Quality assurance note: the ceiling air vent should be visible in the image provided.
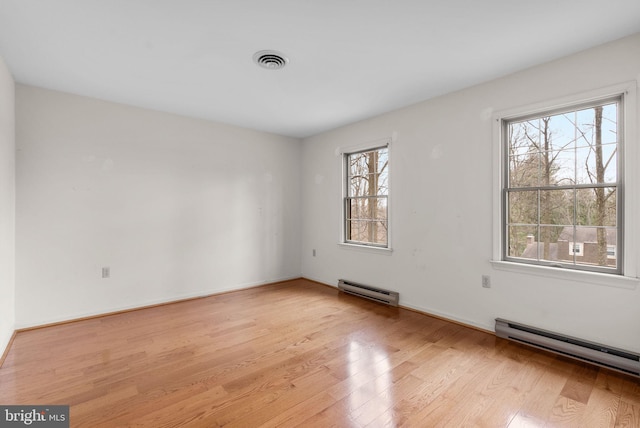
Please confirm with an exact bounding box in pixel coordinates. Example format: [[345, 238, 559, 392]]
[[253, 50, 289, 70]]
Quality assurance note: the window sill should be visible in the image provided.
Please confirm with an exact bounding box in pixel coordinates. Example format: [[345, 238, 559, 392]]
[[338, 242, 393, 255], [490, 260, 639, 290]]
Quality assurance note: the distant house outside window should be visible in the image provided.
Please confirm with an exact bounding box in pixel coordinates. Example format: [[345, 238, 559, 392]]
[[344, 146, 389, 248]]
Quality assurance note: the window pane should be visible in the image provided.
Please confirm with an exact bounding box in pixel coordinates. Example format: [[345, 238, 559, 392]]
[[508, 190, 538, 225], [346, 220, 387, 245], [374, 221, 388, 245], [574, 107, 595, 149], [540, 189, 573, 226], [576, 188, 616, 226], [575, 145, 617, 185], [538, 151, 555, 186], [348, 197, 387, 221], [575, 147, 592, 184], [347, 220, 368, 242], [548, 113, 576, 150], [557, 226, 576, 263], [548, 149, 575, 186], [508, 225, 538, 259], [572, 104, 618, 146], [509, 153, 539, 187], [537, 225, 565, 263], [509, 120, 543, 156], [348, 152, 368, 177], [349, 176, 368, 197], [347, 198, 365, 220]]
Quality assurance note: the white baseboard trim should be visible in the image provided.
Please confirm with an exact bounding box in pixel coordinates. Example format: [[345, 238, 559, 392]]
[[399, 302, 494, 334], [301, 276, 494, 334], [0, 325, 16, 367], [14, 276, 301, 330], [302, 275, 338, 288]]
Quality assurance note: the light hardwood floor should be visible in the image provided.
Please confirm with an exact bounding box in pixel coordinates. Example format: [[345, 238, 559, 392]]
[[0, 279, 638, 427]]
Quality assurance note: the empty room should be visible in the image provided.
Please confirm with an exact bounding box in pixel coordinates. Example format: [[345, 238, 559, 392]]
[[1, 1, 640, 426]]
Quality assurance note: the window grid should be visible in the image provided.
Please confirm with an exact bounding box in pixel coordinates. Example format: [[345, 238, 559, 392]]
[[344, 146, 389, 247], [503, 97, 622, 274]]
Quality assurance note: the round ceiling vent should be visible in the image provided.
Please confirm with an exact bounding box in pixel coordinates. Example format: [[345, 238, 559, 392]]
[[253, 50, 289, 70]]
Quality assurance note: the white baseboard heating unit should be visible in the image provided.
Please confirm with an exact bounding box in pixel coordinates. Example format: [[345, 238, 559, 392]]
[[338, 279, 399, 307], [495, 318, 640, 377]]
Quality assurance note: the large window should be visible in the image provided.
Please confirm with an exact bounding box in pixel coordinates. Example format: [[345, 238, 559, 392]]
[[503, 97, 622, 274], [344, 146, 389, 247]]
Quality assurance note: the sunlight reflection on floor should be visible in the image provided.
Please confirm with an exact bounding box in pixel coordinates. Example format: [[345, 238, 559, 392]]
[[347, 339, 393, 425], [507, 412, 546, 428]]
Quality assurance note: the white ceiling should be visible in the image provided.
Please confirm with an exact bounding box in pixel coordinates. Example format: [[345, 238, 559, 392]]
[[1, 1, 639, 138]]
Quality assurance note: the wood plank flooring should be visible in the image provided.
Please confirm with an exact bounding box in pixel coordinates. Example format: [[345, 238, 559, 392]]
[[0, 278, 638, 427]]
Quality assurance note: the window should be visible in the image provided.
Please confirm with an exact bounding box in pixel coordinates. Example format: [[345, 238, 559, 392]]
[[503, 96, 622, 274], [569, 242, 583, 256], [344, 146, 389, 247]]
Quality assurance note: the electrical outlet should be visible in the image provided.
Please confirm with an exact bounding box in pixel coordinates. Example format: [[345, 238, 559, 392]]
[[102, 267, 110, 278], [482, 275, 491, 288]]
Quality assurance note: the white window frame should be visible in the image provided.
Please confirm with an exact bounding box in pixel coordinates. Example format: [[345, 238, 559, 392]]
[[491, 81, 639, 288], [569, 242, 584, 257], [339, 137, 393, 253]]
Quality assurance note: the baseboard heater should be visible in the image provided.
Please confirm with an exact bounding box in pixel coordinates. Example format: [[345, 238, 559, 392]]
[[495, 318, 640, 377], [338, 279, 399, 306]]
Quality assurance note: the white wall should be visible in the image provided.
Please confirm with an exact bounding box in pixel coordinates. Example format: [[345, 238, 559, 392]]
[[301, 33, 640, 352], [0, 56, 15, 357], [15, 85, 301, 327]]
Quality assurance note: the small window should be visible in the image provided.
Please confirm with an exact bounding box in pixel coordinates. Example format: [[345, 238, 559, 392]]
[[569, 242, 583, 256], [502, 96, 622, 274], [344, 146, 389, 247]]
